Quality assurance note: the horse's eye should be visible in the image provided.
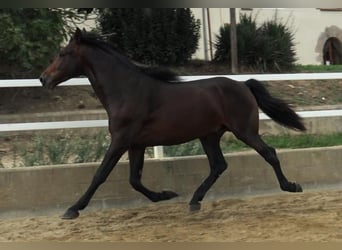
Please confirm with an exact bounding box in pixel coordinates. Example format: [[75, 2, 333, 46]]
[[59, 50, 71, 57]]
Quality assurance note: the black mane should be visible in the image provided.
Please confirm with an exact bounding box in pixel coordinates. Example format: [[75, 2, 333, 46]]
[[79, 30, 179, 82]]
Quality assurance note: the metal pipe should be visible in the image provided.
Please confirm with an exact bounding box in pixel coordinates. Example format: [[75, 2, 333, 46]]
[[202, 8, 209, 61], [206, 8, 213, 60]]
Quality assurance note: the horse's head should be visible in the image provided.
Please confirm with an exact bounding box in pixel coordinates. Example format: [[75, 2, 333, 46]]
[[40, 28, 84, 89]]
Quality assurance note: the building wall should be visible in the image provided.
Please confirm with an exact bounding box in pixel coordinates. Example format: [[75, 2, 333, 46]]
[[76, 9, 342, 66], [192, 8, 342, 65]]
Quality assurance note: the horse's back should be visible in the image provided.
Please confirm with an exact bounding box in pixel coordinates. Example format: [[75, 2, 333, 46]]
[[159, 76, 258, 123], [184, 77, 259, 134], [183, 77, 257, 107]]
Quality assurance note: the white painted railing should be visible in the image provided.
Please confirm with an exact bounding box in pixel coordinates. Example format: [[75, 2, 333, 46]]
[[1, 73, 342, 158], [2, 72, 342, 88]]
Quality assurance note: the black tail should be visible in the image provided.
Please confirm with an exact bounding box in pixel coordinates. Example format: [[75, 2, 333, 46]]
[[245, 79, 306, 131]]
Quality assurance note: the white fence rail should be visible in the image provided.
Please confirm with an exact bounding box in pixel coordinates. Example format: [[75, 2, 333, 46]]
[[2, 72, 342, 88], [1, 73, 342, 158]]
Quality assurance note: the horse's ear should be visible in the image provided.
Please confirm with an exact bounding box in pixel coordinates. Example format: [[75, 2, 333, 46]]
[[74, 27, 83, 44]]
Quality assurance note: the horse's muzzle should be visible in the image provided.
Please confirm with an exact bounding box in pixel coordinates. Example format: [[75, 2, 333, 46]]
[[39, 74, 52, 88], [39, 75, 46, 86]]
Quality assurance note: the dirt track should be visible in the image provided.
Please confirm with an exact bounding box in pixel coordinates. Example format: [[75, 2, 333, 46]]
[[0, 189, 342, 242]]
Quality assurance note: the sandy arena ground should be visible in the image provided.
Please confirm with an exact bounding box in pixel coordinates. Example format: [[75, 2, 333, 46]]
[[0, 189, 342, 242]]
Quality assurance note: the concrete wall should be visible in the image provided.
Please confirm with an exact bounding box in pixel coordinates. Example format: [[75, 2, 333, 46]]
[[0, 146, 341, 217]]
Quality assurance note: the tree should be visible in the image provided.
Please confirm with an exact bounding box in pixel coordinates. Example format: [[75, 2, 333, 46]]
[[97, 8, 200, 65], [0, 8, 87, 78]]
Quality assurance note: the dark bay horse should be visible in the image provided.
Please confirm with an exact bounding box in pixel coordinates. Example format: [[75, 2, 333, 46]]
[[40, 28, 306, 219]]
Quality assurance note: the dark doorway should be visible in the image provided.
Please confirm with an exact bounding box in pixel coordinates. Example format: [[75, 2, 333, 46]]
[[323, 37, 342, 65]]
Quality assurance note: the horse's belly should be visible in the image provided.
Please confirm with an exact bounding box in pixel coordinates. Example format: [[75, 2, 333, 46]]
[[136, 112, 222, 146], [134, 86, 225, 146]]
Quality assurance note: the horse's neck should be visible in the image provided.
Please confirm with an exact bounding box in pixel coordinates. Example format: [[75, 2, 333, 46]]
[[82, 51, 150, 113]]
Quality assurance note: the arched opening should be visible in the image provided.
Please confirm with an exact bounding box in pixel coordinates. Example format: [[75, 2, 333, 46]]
[[323, 37, 342, 65]]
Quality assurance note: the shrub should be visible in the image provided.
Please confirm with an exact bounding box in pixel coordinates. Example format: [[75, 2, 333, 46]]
[[214, 14, 259, 66], [256, 18, 296, 71], [214, 13, 296, 72]]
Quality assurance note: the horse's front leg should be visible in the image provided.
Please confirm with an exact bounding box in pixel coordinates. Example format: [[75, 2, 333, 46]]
[[62, 140, 127, 219], [129, 148, 178, 202]]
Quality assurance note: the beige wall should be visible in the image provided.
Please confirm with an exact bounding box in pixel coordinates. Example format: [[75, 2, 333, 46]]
[[192, 8, 342, 65], [73, 8, 342, 65]]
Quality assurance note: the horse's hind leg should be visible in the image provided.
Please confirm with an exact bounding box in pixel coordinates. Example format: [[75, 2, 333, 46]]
[[128, 148, 178, 202], [189, 132, 227, 211], [235, 132, 302, 193]]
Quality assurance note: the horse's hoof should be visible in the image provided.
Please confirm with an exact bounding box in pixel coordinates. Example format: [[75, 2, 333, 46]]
[[61, 209, 79, 220], [161, 190, 178, 200], [295, 183, 303, 192], [189, 203, 201, 212]]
